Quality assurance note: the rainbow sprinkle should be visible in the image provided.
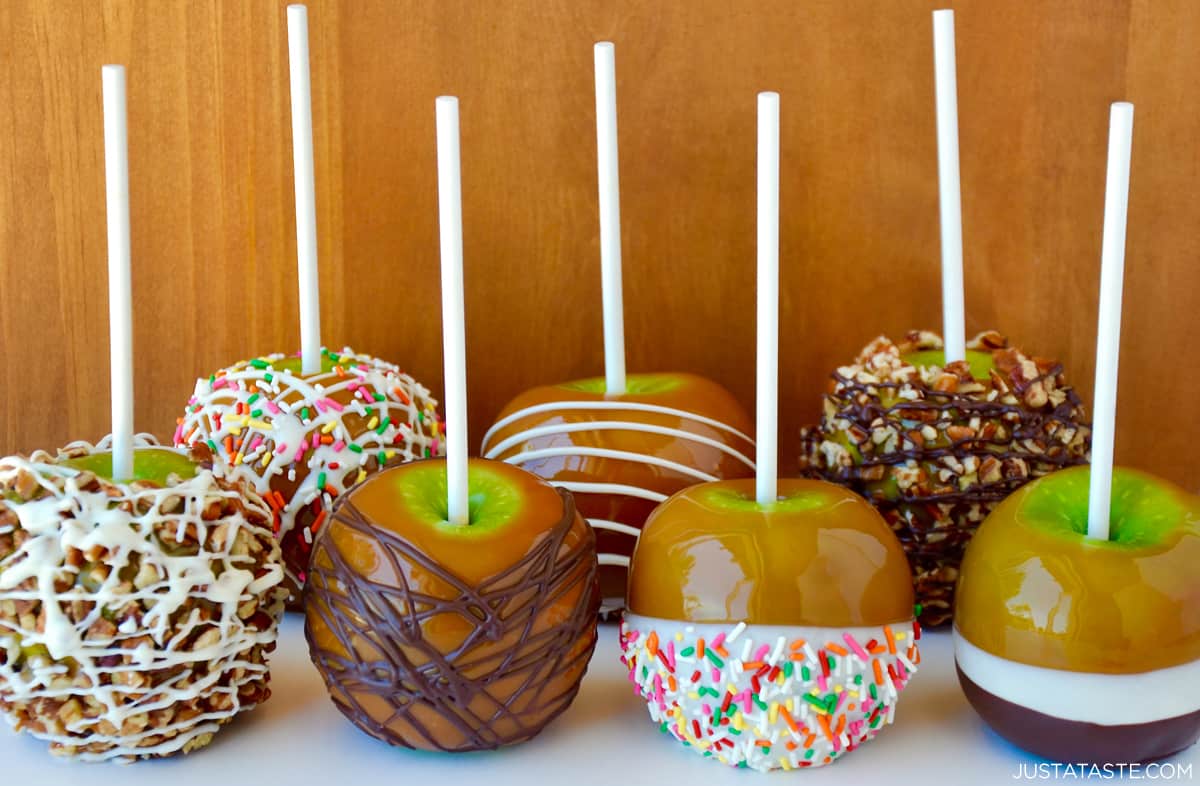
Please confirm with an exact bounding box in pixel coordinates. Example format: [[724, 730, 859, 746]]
[[620, 615, 920, 771]]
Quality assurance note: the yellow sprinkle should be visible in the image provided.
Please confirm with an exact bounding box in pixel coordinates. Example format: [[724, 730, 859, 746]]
[[675, 632, 684, 641], [835, 685, 843, 693], [230, 426, 243, 436], [234, 452, 244, 466], [385, 450, 396, 459], [728, 684, 738, 694], [356, 469, 366, 484], [769, 703, 779, 724], [321, 420, 337, 434], [687, 692, 700, 700], [248, 419, 272, 430], [260, 452, 272, 467], [367, 416, 379, 430], [896, 632, 907, 641], [781, 759, 793, 771], [733, 712, 744, 731]]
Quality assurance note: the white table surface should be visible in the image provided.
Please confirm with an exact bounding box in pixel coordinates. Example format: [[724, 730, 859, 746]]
[[2, 618, 1196, 785]]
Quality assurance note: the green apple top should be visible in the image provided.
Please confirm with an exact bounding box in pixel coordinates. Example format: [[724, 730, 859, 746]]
[[59, 448, 198, 486], [955, 465, 1200, 673], [627, 478, 915, 626], [900, 349, 995, 381]]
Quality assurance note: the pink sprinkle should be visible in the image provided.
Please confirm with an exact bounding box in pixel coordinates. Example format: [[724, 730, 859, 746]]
[[711, 668, 721, 682], [740, 690, 753, 714], [323, 397, 344, 412], [294, 447, 306, 463], [666, 641, 676, 670], [249, 435, 264, 453], [835, 691, 847, 712], [849, 720, 863, 737], [817, 673, 828, 693], [896, 660, 908, 680], [311, 433, 321, 448], [843, 632, 870, 662], [701, 703, 711, 715], [266, 400, 282, 415], [653, 674, 665, 708], [711, 632, 726, 649], [430, 439, 439, 454], [212, 378, 228, 390], [333, 440, 346, 452], [626, 630, 640, 643], [754, 644, 770, 661], [276, 443, 288, 454], [172, 424, 183, 444]]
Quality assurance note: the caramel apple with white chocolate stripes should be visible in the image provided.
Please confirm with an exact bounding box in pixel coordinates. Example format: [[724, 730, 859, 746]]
[[482, 372, 754, 614]]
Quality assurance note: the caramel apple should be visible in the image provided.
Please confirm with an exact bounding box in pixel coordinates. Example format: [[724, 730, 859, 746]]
[[954, 465, 1200, 763], [0, 437, 287, 761], [799, 330, 1091, 626], [303, 457, 599, 751], [176, 347, 443, 602], [482, 372, 755, 614], [621, 478, 920, 771]]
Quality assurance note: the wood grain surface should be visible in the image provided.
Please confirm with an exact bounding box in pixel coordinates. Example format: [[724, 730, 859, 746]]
[[1, 0, 1197, 489]]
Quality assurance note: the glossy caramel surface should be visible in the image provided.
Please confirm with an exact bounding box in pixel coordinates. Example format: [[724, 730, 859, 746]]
[[955, 465, 1200, 673], [627, 478, 914, 626]]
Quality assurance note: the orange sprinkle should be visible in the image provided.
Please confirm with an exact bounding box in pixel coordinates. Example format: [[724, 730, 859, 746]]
[[873, 659, 884, 685], [803, 734, 816, 749], [742, 661, 764, 670], [646, 631, 659, 657], [696, 638, 706, 658], [834, 715, 846, 736], [786, 741, 798, 751], [334, 365, 346, 377], [826, 643, 849, 657], [789, 639, 807, 651], [184, 425, 198, 443], [309, 509, 327, 534], [780, 706, 799, 734], [320, 435, 334, 445], [817, 714, 834, 742], [868, 644, 887, 655], [273, 491, 288, 510], [715, 646, 729, 658], [790, 653, 810, 661], [223, 436, 234, 456], [668, 675, 677, 692], [754, 739, 771, 748], [885, 625, 897, 654], [392, 386, 411, 405]]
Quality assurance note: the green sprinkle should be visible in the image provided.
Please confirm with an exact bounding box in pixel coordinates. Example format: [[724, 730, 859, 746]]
[[802, 694, 827, 711], [783, 661, 794, 678], [680, 647, 695, 657], [377, 451, 387, 466], [301, 407, 310, 422], [264, 373, 273, 383], [801, 666, 811, 681], [869, 684, 878, 700], [704, 649, 724, 668], [247, 393, 260, 405], [854, 674, 863, 685], [728, 727, 741, 736], [375, 417, 391, 435], [250, 409, 263, 418], [208, 374, 216, 384], [373, 392, 386, 402], [760, 746, 771, 754], [317, 472, 327, 490], [805, 750, 815, 760], [753, 697, 768, 711], [698, 687, 719, 698], [206, 440, 218, 453], [349, 444, 364, 454], [250, 359, 269, 369]]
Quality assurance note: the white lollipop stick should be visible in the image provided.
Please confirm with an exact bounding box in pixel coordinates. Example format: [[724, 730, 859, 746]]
[[756, 92, 780, 506], [287, 4, 322, 375], [933, 9, 966, 364], [436, 96, 469, 526], [1087, 102, 1135, 542], [594, 42, 626, 394], [101, 65, 134, 482]]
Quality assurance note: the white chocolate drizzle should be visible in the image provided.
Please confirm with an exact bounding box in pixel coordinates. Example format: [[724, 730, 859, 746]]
[[0, 436, 286, 761], [175, 347, 442, 586]]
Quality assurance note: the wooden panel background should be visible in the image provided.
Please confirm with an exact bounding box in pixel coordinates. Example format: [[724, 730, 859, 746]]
[[2, 0, 1198, 489]]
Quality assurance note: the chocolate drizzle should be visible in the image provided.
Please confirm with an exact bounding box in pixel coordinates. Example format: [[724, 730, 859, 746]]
[[303, 487, 599, 752], [800, 331, 1091, 627]]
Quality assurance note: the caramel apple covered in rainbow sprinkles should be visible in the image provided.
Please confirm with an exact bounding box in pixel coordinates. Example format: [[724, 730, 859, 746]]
[[176, 347, 443, 601]]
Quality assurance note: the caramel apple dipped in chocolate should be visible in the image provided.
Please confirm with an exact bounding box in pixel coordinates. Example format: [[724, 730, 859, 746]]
[[482, 44, 754, 615], [956, 103, 1200, 764], [622, 94, 919, 772], [175, 8, 442, 603], [303, 97, 598, 753], [799, 330, 1090, 626], [0, 72, 286, 761]]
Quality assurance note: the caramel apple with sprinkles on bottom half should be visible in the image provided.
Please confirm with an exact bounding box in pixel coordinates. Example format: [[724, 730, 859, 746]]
[[621, 479, 920, 770], [620, 92, 918, 772]]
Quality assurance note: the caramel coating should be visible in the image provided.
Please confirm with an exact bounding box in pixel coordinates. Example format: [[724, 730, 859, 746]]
[[483, 373, 754, 608], [955, 465, 1200, 673], [304, 458, 599, 751], [627, 478, 914, 626]]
